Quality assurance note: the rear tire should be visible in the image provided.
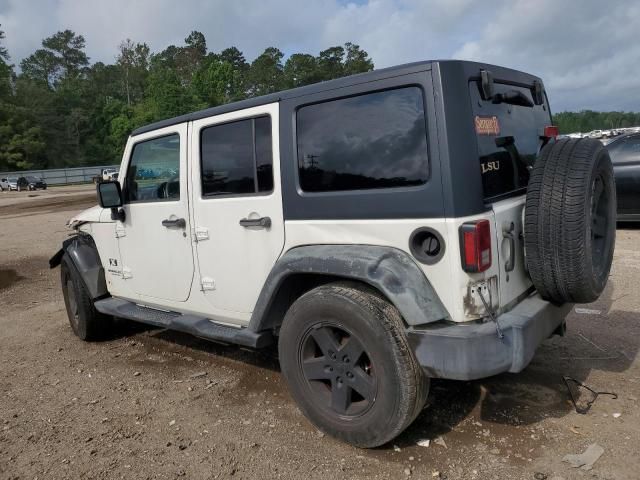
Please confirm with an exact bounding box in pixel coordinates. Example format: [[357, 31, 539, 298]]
[[278, 282, 429, 448], [524, 138, 616, 304], [61, 253, 112, 340]]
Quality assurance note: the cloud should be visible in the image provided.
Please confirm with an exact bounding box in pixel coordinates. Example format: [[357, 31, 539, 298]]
[[0, 0, 638, 111], [453, 0, 640, 111]]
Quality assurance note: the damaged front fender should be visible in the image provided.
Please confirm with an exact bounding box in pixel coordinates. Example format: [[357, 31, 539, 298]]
[[49, 235, 108, 300]]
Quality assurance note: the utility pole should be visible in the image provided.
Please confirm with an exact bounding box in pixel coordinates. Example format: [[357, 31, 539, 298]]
[[306, 154, 320, 169]]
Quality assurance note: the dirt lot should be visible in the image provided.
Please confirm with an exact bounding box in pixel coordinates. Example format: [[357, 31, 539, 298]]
[[1, 185, 639, 480]]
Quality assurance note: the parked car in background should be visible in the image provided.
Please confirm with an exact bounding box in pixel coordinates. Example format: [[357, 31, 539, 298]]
[[605, 132, 640, 221], [17, 176, 47, 191], [0, 177, 18, 191], [102, 168, 119, 181], [588, 130, 604, 139]]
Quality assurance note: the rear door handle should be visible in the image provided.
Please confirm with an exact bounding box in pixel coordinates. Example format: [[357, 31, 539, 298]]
[[162, 218, 186, 229], [239, 216, 271, 228]]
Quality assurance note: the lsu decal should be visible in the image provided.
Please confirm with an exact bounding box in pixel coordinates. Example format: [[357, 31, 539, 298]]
[[475, 115, 500, 136], [481, 160, 500, 174]]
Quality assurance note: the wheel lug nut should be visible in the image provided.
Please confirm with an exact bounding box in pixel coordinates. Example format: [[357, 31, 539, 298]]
[[343, 355, 350, 363], [346, 372, 353, 379]]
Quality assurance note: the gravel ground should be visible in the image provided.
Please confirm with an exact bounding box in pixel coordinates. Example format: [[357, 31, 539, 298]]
[[0, 186, 638, 480]]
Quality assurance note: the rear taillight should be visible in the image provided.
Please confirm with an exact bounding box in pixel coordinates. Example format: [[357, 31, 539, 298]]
[[459, 220, 492, 273], [544, 125, 559, 139]]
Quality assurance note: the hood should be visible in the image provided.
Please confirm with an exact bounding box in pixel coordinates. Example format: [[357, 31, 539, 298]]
[[67, 205, 109, 229]]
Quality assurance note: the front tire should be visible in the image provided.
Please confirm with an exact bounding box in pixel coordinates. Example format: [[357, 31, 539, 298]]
[[278, 282, 429, 448], [60, 253, 112, 340]]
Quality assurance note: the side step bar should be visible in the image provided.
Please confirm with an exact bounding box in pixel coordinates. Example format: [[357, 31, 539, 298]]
[[94, 297, 273, 348]]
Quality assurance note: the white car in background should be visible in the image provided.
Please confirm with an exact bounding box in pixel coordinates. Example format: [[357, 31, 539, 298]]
[[102, 168, 119, 181], [588, 130, 604, 139]]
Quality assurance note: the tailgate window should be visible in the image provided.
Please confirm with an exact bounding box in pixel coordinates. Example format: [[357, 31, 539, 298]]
[[469, 81, 552, 201]]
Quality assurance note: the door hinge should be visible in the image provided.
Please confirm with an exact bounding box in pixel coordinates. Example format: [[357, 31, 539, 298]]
[[115, 225, 126, 238], [122, 267, 132, 279], [194, 227, 209, 242], [200, 277, 215, 291]]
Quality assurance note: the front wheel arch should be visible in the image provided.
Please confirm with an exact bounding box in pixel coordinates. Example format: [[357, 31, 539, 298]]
[[58, 234, 109, 301], [60, 252, 112, 340]]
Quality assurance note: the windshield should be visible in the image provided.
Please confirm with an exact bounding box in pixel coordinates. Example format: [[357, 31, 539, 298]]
[[8, 177, 17, 182], [26, 176, 40, 182], [469, 80, 552, 201]]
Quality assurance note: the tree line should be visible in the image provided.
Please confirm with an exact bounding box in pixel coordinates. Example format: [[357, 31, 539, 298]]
[[553, 110, 640, 135], [0, 28, 373, 171], [0, 26, 638, 172]]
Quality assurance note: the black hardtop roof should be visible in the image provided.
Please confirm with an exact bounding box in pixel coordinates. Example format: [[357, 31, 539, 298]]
[[131, 59, 541, 136]]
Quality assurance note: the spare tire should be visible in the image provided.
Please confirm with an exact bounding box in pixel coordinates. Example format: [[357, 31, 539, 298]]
[[524, 138, 616, 304]]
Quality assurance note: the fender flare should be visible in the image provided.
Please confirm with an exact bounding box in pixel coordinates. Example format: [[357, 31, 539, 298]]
[[248, 245, 450, 332], [50, 235, 108, 300]]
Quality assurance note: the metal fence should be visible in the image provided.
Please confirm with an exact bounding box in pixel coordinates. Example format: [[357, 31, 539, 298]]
[[0, 165, 119, 186]]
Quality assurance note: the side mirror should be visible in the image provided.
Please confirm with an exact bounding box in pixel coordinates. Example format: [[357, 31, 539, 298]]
[[97, 181, 123, 208], [97, 181, 126, 221]]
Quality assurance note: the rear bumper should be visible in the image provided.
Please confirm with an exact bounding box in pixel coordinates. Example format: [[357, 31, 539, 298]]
[[407, 293, 572, 380]]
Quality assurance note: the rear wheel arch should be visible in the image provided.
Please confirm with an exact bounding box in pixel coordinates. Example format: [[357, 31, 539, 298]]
[[248, 245, 450, 334], [256, 273, 393, 333]]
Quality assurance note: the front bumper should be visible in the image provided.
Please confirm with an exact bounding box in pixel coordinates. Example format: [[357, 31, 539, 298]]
[[407, 293, 572, 381]]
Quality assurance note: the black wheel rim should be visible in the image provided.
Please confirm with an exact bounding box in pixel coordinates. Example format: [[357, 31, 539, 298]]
[[299, 324, 377, 417], [590, 173, 611, 276], [66, 278, 80, 330]]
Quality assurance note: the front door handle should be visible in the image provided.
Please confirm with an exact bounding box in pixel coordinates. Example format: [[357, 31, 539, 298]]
[[162, 218, 186, 229], [239, 216, 271, 228]]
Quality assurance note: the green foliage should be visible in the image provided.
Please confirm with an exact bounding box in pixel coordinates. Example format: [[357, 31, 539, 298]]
[[21, 30, 89, 87], [247, 47, 285, 96], [554, 110, 640, 134], [284, 53, 319, 88], [0, 118, 46, 170], [0, 27, 375, 171]]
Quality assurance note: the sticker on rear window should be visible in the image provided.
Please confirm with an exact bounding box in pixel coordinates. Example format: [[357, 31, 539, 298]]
[[475, 116, 500, 136]]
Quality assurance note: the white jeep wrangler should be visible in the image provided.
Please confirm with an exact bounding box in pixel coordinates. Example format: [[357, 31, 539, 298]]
[[50, 60, 616, 448]]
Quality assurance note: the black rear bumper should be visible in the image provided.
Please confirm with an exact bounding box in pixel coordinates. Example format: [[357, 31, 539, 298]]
[[407, 294, 572, 380]]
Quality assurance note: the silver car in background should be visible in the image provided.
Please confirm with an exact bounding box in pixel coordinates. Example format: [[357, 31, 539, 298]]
[[0, 177, 18, 191]]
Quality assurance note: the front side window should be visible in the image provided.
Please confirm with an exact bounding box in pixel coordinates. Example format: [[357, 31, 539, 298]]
[[200, 116, 273, 197], [125, 134, 180, 203], [296, 87, 429, 192]]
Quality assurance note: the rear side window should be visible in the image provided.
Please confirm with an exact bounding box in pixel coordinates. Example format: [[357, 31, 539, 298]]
[[470, 81, 552, 201], [125, 134, 180, 203], [200, 116, 273, 196], [296, 87, 429, 192]]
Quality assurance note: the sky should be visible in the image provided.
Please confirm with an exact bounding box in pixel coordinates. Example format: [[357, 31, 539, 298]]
[[0, 0, 638, 112]]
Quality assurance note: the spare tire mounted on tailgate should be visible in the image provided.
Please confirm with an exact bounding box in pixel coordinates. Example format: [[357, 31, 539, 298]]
[[524, 138, 616, 304]]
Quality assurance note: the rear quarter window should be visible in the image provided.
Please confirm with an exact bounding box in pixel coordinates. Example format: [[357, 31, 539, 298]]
[[296, 86, 429, 193]]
